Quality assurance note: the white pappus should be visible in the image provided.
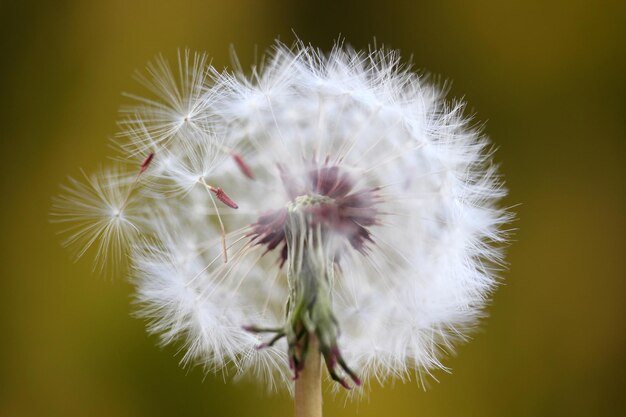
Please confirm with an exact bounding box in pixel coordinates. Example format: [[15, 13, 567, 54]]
[[52, 42, 510, 394]]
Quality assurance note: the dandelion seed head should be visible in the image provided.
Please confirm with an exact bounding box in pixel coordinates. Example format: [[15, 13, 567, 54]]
[[53, 40, 511, 394]]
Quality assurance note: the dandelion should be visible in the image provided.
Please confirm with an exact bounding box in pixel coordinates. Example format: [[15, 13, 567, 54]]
[[53, 41, 510, 416]]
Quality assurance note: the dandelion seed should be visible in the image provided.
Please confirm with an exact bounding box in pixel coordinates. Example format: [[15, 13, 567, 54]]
[[231, 152, 255, 180], [118, 50, 218, 155], [51, 167, 142, 272], [140, 152, 155, 174]]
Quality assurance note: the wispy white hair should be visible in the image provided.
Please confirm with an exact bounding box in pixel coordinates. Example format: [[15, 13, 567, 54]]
[[55, 40, 510, 394]]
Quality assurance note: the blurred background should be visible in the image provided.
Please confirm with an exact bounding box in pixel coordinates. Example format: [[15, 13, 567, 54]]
[[1, 1, 624, 416]]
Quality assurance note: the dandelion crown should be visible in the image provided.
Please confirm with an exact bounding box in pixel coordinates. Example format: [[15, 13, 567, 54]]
[[52, 41, 509, 394]]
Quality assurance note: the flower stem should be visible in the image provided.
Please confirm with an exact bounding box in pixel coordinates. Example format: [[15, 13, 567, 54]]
[[295, 336, 322, 417]]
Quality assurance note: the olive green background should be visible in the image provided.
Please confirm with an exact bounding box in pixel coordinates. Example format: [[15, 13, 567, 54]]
[[1, 1, 624, 416]]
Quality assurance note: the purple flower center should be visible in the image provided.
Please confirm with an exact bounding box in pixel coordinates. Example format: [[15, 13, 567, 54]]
[[248, 164, 379, 265]]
